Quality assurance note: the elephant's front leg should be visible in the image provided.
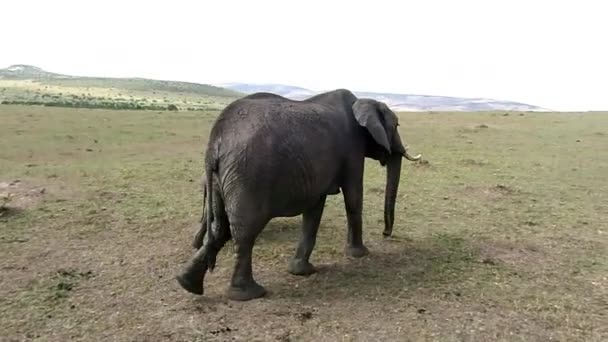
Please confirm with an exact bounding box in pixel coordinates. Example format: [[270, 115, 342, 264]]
[[288, 196, 327, 276], [342, 174, 369, 258]]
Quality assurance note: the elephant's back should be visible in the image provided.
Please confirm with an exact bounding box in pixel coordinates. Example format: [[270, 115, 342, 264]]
[[211, 97, 344, 150], [209, 97, 347, 218]]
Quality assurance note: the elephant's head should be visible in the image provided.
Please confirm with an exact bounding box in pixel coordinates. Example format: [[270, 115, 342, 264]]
[[352, 99, 421, 237]]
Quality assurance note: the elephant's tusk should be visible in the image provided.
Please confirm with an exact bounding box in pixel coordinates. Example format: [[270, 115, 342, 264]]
[[403, 150, 422, 161]]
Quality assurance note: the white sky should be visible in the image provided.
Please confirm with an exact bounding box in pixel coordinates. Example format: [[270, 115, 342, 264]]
[[1, 0, 607, 111]]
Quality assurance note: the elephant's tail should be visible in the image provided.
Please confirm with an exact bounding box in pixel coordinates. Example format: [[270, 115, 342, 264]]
[[204, 145, 222, 271], [204, 163, 214, 244], [206, 140, 220, 230], [201, 176, 207, 225]]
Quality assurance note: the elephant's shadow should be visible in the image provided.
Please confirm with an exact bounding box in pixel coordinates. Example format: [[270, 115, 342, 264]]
[[257, 218, 303, 244], [258, 220, 480, 301]]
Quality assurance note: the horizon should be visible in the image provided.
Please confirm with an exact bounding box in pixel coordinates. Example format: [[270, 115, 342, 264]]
[[1, 0, 606, 111], [0, 64, 551, 110]]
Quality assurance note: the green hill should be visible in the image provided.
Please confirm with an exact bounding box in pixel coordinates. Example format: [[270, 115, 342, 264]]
[[0, 65, 243, 111]]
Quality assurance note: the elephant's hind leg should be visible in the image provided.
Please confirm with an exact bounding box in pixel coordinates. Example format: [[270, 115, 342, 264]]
[[177, 192, 230, 295], [176, 226, 230, 295], [288, 196, 327, 276], [176, 244, 211, 295], [227, 221, 268, 301]]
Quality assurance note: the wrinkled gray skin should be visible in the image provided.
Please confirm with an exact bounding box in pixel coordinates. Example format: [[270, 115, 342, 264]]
[[177, 89, 421, 301]]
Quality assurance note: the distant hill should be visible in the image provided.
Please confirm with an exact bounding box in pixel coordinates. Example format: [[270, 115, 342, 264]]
[[220, 83, 549, 112], [1, 65, 549, 112], [0, 65, 241, 98], [0, 65, 242, 111], [0, 64, 63, 79]]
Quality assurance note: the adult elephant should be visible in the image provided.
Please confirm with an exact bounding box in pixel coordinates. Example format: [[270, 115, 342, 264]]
[[177, 89, 421, 301]]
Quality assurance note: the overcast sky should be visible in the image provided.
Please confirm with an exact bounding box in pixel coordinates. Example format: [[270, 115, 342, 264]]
[[2, 0, 606, 111]]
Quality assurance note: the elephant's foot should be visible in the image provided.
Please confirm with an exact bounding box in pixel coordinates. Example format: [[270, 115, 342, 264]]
[[382, 230, 393, 238], [227, 281, 267, 301], [288, 259, 316, 276], [345, 245, 369, 258], [176, 273, 204, 295]]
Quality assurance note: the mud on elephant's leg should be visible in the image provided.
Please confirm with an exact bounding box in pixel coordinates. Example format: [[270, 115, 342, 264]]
[[288, 196, 326, 276]]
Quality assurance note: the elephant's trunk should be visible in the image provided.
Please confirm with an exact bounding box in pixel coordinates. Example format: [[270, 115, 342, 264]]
[[383, 153, 402, 237]]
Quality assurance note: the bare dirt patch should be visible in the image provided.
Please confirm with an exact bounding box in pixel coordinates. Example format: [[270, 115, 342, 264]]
[[475, 239, 545, 268], [459, 124, 491, 134], [459, 158, 488, 167], [0, 179, 46, 217], [412, 158, 432, 169], [462, 183, 522, 200]]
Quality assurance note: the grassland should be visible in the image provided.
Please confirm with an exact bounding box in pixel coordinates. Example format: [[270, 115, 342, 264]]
[[0, 104, 607, 341]]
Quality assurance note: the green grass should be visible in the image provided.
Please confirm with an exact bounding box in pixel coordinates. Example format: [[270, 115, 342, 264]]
[[0, 105, 607, 341]]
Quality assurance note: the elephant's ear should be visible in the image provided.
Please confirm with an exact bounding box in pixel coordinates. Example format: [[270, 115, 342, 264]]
[[352, 99, 391, 153]]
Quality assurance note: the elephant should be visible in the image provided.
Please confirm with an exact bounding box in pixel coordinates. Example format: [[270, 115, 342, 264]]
[[176, 89, 421, 301]]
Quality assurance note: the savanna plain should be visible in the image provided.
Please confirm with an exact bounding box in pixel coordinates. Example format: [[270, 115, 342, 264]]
[[1, 104, 606, 341]]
